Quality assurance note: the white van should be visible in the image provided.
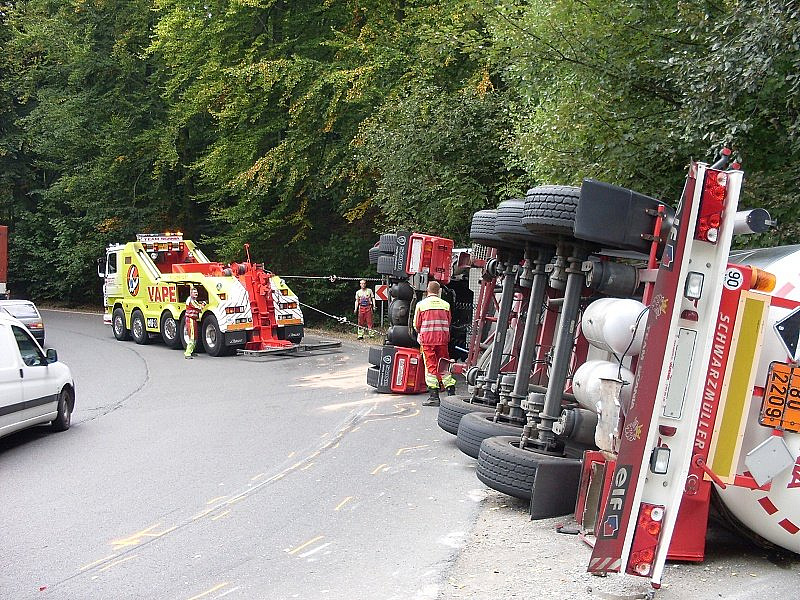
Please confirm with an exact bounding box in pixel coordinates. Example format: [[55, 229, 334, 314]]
[[0, 310, 74, 439]]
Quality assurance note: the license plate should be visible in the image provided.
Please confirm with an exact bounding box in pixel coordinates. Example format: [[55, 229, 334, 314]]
[[759, 362, 800, 433]]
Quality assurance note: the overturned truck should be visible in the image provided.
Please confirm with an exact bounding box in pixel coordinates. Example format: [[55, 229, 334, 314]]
[[433, 151, 799, 589]]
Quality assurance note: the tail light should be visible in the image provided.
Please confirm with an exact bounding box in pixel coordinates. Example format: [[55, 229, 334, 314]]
[[225, 306, 245, 314], [407, 357, 418, 390], [695, 169, 728, 244], [625, 503, 665, 577], [422, 240, 433, 271]]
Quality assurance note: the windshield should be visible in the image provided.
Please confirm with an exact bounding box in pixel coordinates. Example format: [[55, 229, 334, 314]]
[[1, 303, 40, 319]]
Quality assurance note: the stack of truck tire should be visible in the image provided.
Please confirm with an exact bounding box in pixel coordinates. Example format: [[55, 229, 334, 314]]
[[441, 183, 675, 518]]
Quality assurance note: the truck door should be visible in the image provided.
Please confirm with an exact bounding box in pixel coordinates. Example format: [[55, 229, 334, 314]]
[[103, 250, 123, 301], [0, 322, 23, 432]]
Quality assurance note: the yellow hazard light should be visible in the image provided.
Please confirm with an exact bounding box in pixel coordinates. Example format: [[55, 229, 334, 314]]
[[747, 266, 776, 292]]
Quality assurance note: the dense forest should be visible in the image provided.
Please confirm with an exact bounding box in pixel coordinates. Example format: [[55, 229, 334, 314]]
[[1, 0, 799, 317]]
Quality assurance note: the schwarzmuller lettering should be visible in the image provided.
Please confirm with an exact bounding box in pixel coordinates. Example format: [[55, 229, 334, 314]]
[[695, 312, 731, 450]]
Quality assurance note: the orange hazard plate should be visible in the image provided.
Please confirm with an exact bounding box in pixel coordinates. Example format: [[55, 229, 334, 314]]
[[759, 362, 800, 433]]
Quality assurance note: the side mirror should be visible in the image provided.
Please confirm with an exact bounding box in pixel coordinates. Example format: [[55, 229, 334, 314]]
[[46, 348, 58, 363], [97, 257, 106, 278]]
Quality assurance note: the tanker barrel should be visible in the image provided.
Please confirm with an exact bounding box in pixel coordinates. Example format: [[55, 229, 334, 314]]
[[733, 208, 776, 235]]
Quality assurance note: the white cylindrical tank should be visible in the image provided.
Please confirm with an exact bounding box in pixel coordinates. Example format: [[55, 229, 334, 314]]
[[572, 359, 635, 413], [714, 245, 800, 554], [582, 298, 648, 356]]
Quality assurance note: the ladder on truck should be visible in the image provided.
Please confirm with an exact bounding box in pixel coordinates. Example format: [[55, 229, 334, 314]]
[[588, 154, 751, 587]]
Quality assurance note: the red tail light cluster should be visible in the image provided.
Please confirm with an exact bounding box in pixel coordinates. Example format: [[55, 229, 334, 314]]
[[695, 169, 728, 243], [626, 503, 665, 577]]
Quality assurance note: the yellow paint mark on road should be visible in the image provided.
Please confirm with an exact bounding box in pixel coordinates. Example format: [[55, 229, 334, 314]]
[[79, 554, 117, 571], [192, 508, 214, 521], [371, 464, 389, 475], [110, 523, 177, 551], [300, 462, 315, 471], [96, 555, 138, 574], [396, 444, 429, 456], [287, 451, 296, 458], [226, 495, 246, 505], [334, 496, 353, 511], [287, 535, 325, 556], [251, 473, 266, 481], [211, 510, 231, 521], [187, 582, 229, 600], [206, 496, 227, 504]]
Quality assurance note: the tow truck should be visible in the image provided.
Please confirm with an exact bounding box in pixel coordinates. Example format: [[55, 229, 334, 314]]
[[97, 233, 308, 356]]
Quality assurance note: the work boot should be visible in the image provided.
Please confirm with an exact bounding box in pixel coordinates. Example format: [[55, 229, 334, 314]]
[[422, 388, 440, 407], [446, 386, 456, 396]]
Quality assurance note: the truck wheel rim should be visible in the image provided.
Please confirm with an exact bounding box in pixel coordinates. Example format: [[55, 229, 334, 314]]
[[114, 317, 123, 335], [205, 327, 217, 348], [164, 318, 176, 340], [133, 319, 142, 338]]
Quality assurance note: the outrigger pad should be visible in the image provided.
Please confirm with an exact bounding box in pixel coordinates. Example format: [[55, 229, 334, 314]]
[[529, 456, 583, 520]]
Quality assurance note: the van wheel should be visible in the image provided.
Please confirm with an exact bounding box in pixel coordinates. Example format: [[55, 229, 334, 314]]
[[51, 387, 73, 432], [202, 315, 225, 356], [112, 308, 129, 341], [130, 310, 149, 345], [161, 313, 181, 349]]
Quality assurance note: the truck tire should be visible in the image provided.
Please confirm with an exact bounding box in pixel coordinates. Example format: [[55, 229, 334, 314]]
[[469, 210, 504, 248], [368, 245, 381, 264], [161, 312, 181, 349], [130, 310, 149, 345], [522, 185, 581, 238], [437, 395, 496, 435], [475, 436, 540, 500], [202, 315, 226, 357], [386, 325, 418, 348], [388, 299, 410, 326], [390, 281, 414, 302], [379, 233, 397, 253], [456, 412, 525, 459], [496, 198, 550, 245], [112, 308, 130, 341], [377, 254, 395, 275]]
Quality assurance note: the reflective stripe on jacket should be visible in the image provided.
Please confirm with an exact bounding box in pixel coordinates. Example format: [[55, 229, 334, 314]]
[[185, 297, 202, 321], [414, 295, 451, 346]]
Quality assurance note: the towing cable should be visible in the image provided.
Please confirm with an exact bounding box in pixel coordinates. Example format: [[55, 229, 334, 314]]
[[282, 275, 382, 283], [298, 301, 383, 337]]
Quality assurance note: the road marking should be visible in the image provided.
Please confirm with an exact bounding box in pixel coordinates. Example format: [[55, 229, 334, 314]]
[[79, 554, 117, 571], [215, 587, 240, 598], [187, 582, 229, 600], [371, 464, 389, 475], [250, 473, 265, 481], [192, 508, 215, 520], [299, 542, 332, 558], [206, 496, 227, 504], [321, 397, 395, 410], [287, 535, 325, 555], [110, 523, 176, 550], [95, 555, 138, 574], [396, 445, 429, 456], [334, 496, 353, 511], [287, 451, 296, 458], [211, 510, 231, 521], [300, 462, 315, 471]]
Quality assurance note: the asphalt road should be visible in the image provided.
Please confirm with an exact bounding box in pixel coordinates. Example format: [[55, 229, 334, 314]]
[[0, 310, 487, 600]]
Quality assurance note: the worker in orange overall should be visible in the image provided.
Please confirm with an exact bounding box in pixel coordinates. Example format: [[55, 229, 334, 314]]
[[184, 286, 205, 359], [354, 279, 376, 339], [414, 280, 456, 406]]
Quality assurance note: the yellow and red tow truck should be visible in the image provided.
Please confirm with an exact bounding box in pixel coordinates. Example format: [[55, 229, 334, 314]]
[[97, 233, 305, 356]]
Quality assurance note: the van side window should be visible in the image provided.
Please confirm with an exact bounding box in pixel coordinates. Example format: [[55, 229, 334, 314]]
[[107, 252, 118, 275], [13, 326, 46, 366]]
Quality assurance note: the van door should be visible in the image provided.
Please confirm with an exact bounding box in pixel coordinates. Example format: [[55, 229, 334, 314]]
[[0, 323, 23, 431], [12, 325, 58, 421]]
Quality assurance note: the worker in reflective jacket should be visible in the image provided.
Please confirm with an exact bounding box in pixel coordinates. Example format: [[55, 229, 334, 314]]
[[184, 286, 205, 359], [413, 280, 456, 406]]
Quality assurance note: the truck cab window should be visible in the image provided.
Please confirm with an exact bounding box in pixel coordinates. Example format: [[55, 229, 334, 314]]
[[107, 252, 118, 275], [13, 325, 45, 366]]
